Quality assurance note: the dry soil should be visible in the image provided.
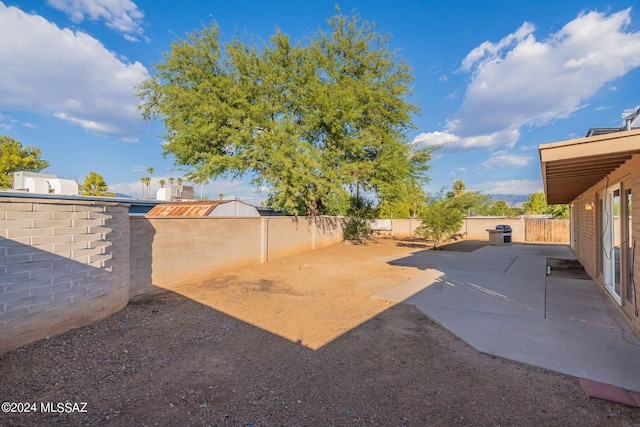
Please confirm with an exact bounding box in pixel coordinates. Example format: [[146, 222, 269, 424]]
[[1, 238, 639, 426]]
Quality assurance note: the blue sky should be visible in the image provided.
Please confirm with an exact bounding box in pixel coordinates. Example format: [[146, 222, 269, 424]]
[[2, 1, 640, 204]]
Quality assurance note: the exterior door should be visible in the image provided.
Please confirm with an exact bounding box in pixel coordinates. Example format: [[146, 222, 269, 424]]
[[625, 188, 633, 304], [603, 186, 622, 304]]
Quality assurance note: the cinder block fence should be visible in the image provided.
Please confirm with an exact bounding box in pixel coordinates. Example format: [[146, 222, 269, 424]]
[[128, 215, 345, 297], [0, 197, 129, 352], [1, 196, 345, 352]]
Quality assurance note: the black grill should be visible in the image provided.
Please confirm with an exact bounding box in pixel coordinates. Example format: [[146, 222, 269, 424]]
[[496, 225, 512, 243]]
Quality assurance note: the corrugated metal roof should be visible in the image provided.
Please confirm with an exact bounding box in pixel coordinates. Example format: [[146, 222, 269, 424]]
[[145, 201, 231, 217]]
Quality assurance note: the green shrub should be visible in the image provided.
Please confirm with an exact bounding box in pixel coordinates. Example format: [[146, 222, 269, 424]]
[[416, 199, 465, 249], [344, 196, 375, 241]]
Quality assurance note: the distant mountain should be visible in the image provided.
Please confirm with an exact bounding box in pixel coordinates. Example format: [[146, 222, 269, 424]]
[[113, 193, 135, 199], [488, 194, 528, 207]]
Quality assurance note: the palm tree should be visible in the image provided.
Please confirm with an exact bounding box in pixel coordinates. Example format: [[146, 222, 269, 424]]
[[177, 177, 183, 198], [159, 179, 166, 188], [141, 177, 150, 199], [146, 167, 154, 197], [453, 179, 466, 197]]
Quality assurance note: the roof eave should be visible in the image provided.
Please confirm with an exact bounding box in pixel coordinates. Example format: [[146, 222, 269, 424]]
[[539, 129, 640, 205]]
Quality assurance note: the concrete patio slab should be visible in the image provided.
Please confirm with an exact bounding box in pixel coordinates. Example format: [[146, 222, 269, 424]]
[[376, 243, 640, 393]]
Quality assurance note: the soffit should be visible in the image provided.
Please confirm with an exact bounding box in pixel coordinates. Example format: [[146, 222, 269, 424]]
[[539, 129, 640, 204]]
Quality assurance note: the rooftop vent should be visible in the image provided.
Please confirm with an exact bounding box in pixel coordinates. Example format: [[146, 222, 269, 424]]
[[585, 105, 640, 137], [622, 106, 640, 131]]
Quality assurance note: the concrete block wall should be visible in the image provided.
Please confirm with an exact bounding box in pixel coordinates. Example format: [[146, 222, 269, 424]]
[[129, 217, 263, 295], [1, 200, 345, 351], [265, 217, 312, 261], [265, 216, 345, 261], [388, 218, 527, 242], [129, 216, 155, 297], [0, 197, 129, 352], [386, 218, 421, 238], [312, 216, 345, 249], [129, 215, 346, 296], [461, 218, 526, 242]]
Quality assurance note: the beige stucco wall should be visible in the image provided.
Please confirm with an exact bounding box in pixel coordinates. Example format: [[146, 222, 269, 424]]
[[0, 197, 129, 352], [570, 153, 640, 337]]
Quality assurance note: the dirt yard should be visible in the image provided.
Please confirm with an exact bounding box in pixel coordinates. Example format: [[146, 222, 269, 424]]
[[1, 239, 639, 426]]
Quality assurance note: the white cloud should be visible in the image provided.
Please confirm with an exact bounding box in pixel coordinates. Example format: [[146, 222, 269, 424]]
[[47, 0, 145, 42], [413, 127, 520, 150], [0, 3, 149, 139], [412, 130, 458, 147], [459, 22, 536, 73], [479, 153, 533, 170], [415, 9, 640, 151], [476, 179, 543, 195]]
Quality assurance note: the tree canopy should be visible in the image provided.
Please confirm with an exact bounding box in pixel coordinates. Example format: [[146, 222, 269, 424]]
[[522, 192, 548, 214], [438, 179, 493, 217], [0, 136, 49, 189], [523, 192, 569, 219], [437, 179, 529, 217], [138, 13, 432, 215], [80, 171, 114, 197]]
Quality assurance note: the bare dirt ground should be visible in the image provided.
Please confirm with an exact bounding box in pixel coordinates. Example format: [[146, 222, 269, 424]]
[[1, 238, 639, 426]]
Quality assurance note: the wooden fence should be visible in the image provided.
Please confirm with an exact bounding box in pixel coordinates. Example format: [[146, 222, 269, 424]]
[[524, 218, 570, 243]]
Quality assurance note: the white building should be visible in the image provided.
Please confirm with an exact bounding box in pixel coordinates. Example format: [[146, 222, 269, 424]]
[[12, 171, 78, 196], [156, 185, 196, 201]]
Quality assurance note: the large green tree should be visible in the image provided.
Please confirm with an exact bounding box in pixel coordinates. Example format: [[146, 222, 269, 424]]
[[80, 171, 114, 197], [138, 13, 431, 215], [443, 179, 493, 216], [522, 192, 548, 214], [523, 192, 568, 219], [488, 200, 516, 217], [0, 136, 49, 189]]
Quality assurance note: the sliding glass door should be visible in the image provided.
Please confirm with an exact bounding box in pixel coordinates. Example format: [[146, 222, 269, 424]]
[[626, 188, 633, 304], [602, 186, 622, 303]]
